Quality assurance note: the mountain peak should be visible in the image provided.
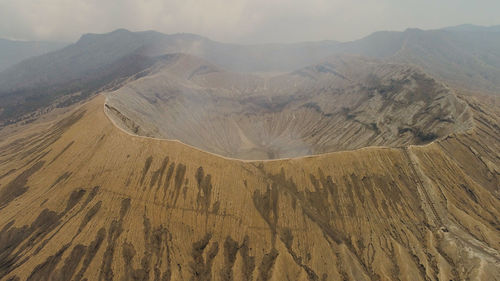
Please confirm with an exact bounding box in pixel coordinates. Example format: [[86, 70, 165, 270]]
[[77, 28, 134, 44], [109, 28, 132, 34], [404, 27, 424, 33]]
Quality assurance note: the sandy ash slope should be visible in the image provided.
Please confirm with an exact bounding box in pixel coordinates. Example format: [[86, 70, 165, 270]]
[[106, 54, 473, 160], [0, 84, 499, 280]]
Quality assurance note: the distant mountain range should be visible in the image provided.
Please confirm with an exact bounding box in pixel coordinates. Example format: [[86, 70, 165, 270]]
[[443, 24, 500, 32], [0, 24, 499, 125], [350, 26, 500, 95], [0, 38, 67, 72]]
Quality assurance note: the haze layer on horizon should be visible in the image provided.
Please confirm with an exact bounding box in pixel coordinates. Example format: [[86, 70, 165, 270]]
[[1, 0, 499, 44]]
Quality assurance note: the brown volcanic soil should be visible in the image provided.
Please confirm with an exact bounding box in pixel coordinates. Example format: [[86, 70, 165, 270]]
[[105, 54, 474, 160], [0, 90, 498, 280]]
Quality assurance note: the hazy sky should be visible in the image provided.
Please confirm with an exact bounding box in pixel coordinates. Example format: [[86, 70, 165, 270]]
[[1, 0, 499, 43]]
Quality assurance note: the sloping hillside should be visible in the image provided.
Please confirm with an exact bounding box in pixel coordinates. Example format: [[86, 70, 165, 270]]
[[339, 25, 500, 95], [0, 91, 498, 280]]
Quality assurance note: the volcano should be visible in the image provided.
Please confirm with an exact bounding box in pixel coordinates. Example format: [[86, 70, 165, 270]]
[[0, 30, 499, 281]]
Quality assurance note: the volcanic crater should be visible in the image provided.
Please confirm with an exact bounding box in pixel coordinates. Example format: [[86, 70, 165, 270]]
[[105, 54, 473, 160]]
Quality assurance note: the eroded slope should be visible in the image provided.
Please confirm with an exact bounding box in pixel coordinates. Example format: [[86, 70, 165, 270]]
[[0, 94, 498, 281], [106, 54, 473, 160]]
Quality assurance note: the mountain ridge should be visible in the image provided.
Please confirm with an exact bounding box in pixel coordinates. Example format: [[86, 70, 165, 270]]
[[1, 25, 499, 127], [0, 38, 67, 72], [442, 24, 500, 32]]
